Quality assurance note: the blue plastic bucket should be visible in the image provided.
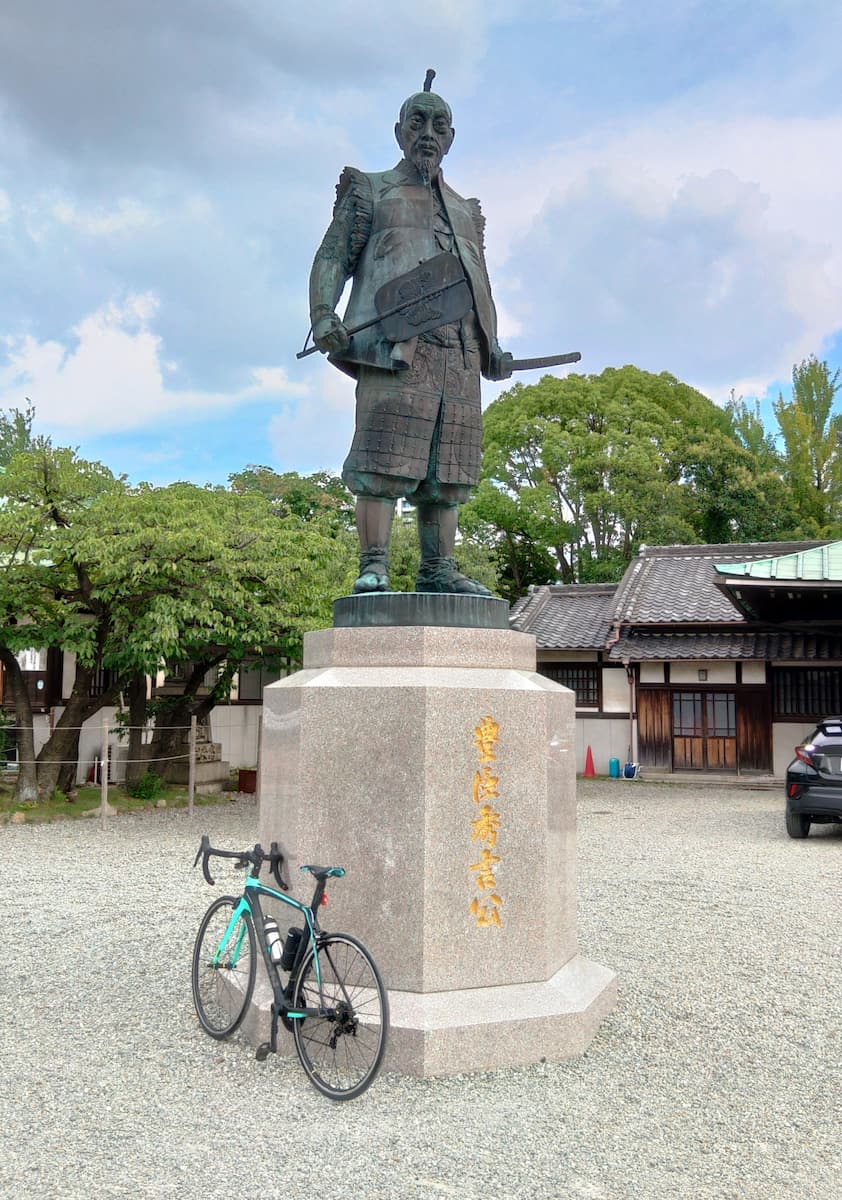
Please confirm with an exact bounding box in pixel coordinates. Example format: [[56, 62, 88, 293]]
[[608, 757, 620, 778]]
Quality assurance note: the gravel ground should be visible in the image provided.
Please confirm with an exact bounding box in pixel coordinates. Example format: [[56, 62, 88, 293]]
[[2, 780, 840, 1200]]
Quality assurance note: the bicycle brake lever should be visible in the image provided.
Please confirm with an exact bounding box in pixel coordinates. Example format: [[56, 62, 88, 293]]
[[195, 836, 215, 886], [269, 840, 290, 891], [193, 834, 209, 868]]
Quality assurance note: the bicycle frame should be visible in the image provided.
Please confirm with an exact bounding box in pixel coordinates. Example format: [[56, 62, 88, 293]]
[[214, 876, 324, 1022]]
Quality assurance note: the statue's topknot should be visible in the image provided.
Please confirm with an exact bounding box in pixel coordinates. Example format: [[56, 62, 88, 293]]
[[423, 68, 435, 92]]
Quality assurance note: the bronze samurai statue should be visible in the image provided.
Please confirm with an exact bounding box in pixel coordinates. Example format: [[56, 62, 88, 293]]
[[307, 71, 513, 595]]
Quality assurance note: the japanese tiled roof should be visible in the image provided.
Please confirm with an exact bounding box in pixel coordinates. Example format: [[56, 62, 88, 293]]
[[510, 540, 836, 659], [606, 630, 842, 661], [610, 541, 827, 625], [509, 583, 617, 648]]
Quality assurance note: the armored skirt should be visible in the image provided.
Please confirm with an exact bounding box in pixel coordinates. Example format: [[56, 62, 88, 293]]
[[341, 334, 482, 505]]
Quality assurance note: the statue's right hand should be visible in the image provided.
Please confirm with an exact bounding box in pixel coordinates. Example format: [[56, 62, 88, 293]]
[[312, 311, 351, 355]]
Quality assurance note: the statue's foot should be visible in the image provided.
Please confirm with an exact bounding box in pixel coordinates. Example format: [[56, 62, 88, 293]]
[[416, 556, 493, 597], [353, 546, 390, 594]]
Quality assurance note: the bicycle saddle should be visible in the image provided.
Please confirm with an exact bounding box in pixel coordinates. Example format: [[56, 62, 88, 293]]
[[300, 864, 345, 881]]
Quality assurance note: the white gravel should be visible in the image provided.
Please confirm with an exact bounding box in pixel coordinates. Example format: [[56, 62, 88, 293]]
[[1, 781, 840, 1200]]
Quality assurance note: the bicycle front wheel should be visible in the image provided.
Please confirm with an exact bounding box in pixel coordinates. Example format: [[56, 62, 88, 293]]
[[191, 895, 256, 1039], [292, 933, 389, 1100]]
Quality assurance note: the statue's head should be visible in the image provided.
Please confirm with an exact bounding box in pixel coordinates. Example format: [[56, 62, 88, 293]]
[[395, 69, 454, 184]]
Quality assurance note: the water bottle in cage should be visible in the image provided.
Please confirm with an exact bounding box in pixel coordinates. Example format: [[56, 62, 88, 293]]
[[263, 916, 283, 964]]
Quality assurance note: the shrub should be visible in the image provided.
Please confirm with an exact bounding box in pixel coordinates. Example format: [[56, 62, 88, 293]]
[[129, 770, 163, 800]]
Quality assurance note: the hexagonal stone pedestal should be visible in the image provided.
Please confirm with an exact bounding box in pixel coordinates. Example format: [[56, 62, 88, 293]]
[[256, 622, 615, 1076]]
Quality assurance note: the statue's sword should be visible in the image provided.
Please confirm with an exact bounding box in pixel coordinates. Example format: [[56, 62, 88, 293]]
[[505, 352, 581, 373]]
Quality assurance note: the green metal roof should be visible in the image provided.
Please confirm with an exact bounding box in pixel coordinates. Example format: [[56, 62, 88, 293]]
[[714, 541, 842, 583]]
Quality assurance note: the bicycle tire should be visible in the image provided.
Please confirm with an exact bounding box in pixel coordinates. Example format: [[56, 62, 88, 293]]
[[191, 895, 256, 1039], [292, 933, 389, 1101]]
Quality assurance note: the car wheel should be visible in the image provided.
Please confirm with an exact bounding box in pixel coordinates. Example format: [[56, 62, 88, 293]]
[[785, 806, 811, 838]]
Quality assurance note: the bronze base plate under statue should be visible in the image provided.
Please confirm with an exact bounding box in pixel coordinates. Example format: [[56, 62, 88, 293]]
[[333, 592, 510, 629]]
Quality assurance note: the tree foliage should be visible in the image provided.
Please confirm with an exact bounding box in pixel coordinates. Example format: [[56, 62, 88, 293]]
[[467, 365, 798, 598], [229, 465, 356, 535], [2, 349, 840, 792], [773, 356, 842, 536]]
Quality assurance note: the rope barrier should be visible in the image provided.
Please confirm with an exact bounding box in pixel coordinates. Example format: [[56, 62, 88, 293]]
[[2, 715, 259, 831], [0, 722, 197, 733], [0, 715, 262, 733], [4, 752, 194, 767]]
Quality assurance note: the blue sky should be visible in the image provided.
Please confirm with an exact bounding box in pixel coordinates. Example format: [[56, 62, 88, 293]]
[[1, 0, 841, 487]]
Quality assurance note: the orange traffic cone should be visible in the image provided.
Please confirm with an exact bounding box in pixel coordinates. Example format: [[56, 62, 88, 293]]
[[584, 745, 596, 777]]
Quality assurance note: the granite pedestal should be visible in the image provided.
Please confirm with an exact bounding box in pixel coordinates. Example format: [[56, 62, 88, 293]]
[[256, 618, 615, 1077]]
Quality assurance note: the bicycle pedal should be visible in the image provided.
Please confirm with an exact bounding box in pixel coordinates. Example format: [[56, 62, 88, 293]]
[[255, 1042, 271, 1062]]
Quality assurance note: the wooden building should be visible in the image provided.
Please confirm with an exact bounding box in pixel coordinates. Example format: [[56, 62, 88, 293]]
[[510, 540, 842, 778]]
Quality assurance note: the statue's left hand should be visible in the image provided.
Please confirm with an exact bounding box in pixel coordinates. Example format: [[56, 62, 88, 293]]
[[489, 347, 513, 381]]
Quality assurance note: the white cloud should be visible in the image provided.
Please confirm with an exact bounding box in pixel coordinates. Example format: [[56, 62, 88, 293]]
[[501, 163, 842, 401], [0, 189, 10, 222], [51, 197, 160, 236], [467, 111, 842, 399], [0, 294, 308, 434]]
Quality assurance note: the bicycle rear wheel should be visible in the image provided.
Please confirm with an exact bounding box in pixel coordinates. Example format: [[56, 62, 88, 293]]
[[191, 895, 256, 1039], [292, 933, 389, 1100]]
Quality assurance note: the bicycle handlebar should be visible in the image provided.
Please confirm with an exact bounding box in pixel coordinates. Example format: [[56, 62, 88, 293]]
[[194, 834, 290, 891]]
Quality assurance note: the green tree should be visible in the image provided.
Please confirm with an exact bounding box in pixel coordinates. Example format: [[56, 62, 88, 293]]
[[69, 482, 342, 783], [773, 356, 842, 536], [726, 391, 781, 469], [229, 466, 356, 534], [229, 465, 357, 599], [0, 439, 124, 799], [469, 365, 791, 598], [0, 400, 35, 468], [0, 445, 343, 798]]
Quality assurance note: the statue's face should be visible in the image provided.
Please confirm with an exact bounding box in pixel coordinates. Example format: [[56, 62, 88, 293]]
[[395, 95, 454, 180]]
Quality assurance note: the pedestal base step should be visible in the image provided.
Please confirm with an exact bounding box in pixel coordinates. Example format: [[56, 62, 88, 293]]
[[386, 955, 616, 1077]]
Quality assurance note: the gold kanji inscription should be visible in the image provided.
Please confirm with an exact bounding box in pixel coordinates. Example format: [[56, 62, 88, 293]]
[[473, 715, 500, 763], [470, 897, 503, 927], [471, 804, 501, 847], [470, 714, 503, 928], [469, 847, 500, 890], [472, 766, 499, 805]]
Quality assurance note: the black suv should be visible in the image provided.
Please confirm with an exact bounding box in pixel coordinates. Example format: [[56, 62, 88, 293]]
[[785, 717, 842, 838]]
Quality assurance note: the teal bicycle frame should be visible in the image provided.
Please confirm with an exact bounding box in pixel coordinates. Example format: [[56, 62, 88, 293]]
[[216, 875, 324, 1017]]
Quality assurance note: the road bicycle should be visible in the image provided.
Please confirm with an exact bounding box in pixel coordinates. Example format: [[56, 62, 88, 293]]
[[191, 835, 389, 1101]]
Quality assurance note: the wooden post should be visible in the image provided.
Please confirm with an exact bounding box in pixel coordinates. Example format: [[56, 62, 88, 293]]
[[188, 714, 197, 818], [255, 710, 262, 807], [100, 717, 109, 830]]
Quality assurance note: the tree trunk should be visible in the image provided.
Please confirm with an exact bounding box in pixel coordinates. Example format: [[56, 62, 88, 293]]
[[36, 666, 123, 797], [0, 648, 38, 803], [146, 657, 225, 782], [125, 673, 148, 787]]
